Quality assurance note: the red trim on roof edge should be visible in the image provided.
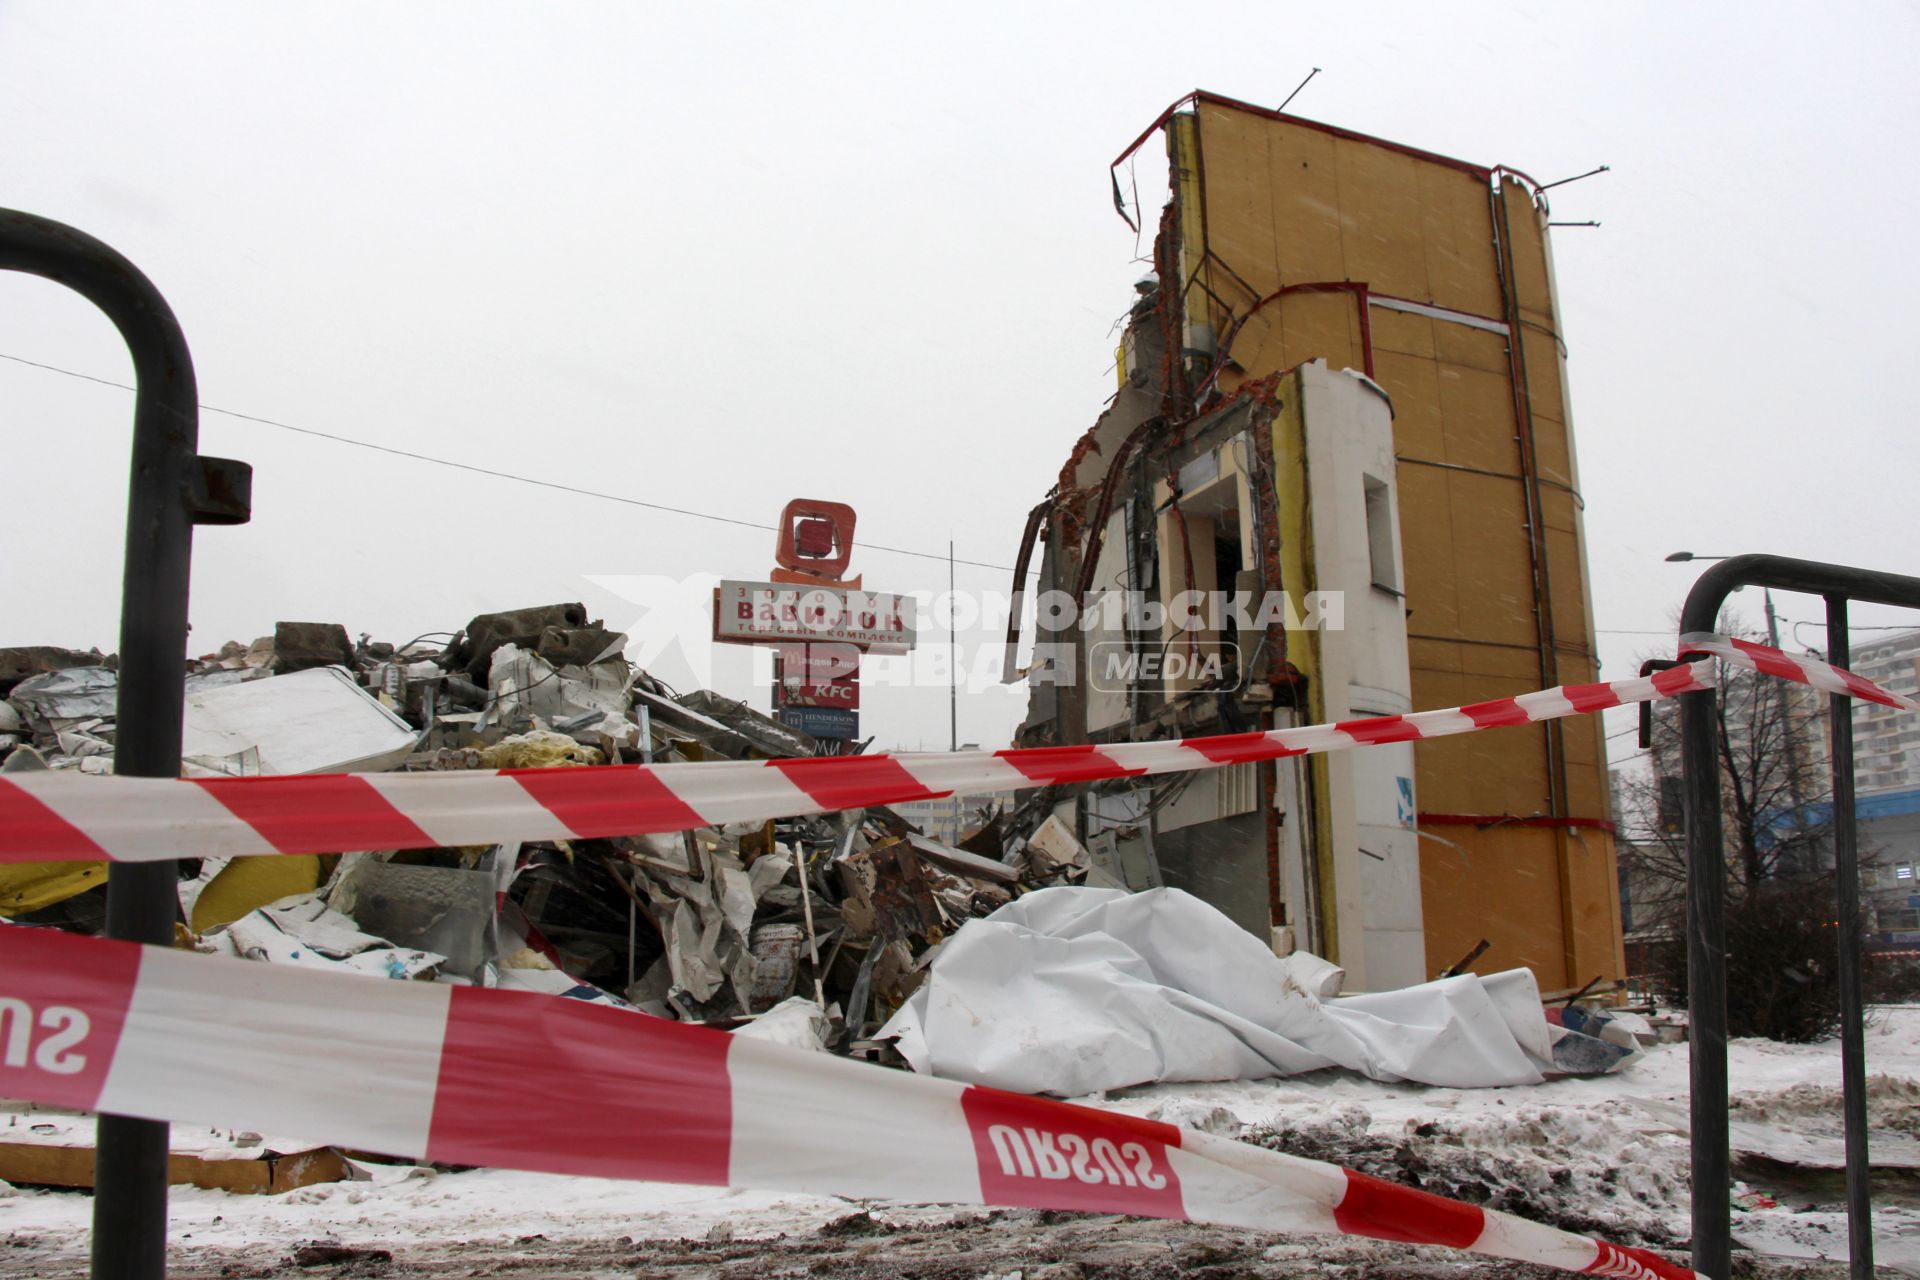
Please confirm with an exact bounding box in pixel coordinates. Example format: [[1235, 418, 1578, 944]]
[[1111, 89, 1494, 182]]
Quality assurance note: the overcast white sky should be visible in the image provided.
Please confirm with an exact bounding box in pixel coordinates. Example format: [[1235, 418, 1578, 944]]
[[4, 2, 1917, 756]]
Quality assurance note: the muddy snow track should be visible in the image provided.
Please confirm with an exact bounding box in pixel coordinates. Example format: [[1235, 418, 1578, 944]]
[[0, 1209, 1834, 1280]]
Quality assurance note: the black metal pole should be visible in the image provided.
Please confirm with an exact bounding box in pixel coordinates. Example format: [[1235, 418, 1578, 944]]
[[1674, 555, 1920, 1280], [0, 209, 249, 1280], [1677, 671, 1730, 1280], [1826, 595, 1874, 1278], [1677, 568, 1745, 1280]]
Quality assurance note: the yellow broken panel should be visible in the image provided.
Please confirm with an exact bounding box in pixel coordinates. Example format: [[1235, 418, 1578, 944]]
[[1168, 114, 1217, 358], [189, 855, 323, 934], [0, 861, 107, 917], [1190, 102, 1280, 299]]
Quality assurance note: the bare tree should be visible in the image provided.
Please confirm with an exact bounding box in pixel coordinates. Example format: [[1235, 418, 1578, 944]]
[[1614, 616, 1849, 1040], [1617, 615, 1832, 888]]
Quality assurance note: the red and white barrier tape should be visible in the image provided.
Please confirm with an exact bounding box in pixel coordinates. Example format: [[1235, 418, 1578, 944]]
[[0, 654, 1716, 863], [0, 925, 1695, 1278], [1678, 632, 1920, 712], [0, 635, 1893, 866]]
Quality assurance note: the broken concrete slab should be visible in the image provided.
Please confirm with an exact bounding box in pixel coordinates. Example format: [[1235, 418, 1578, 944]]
[[677, 689, 817, 759], [271, 621, 354, 674], [633, 687, 785, 759], [327, 860, 494, 980], [534, 624, 627, 669], [455, 603, 589, 679]]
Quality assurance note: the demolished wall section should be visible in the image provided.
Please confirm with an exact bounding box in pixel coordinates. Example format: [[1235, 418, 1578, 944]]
[[1020, 93, 1620, 990]]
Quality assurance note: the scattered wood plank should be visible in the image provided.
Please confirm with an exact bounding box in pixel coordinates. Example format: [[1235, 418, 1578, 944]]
[[0, 1139, 352, 1195]]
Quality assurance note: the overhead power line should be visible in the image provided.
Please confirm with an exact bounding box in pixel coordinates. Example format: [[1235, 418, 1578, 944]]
[[0, 350, 1026, 575]]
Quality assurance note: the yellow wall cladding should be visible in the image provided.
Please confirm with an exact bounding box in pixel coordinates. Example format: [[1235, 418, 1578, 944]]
[[1266, 373, 1343, 964], [1176, 95, 1613, 989]]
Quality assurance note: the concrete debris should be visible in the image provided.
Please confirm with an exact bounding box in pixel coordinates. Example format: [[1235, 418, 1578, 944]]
[[675, 689, 817, 759], [0, 604, 1628, 1093], [270, 621, 354, 674], [329, 857, 497, 982], [0, 645, 109, 696], [452, 602, 592, 679], [0, 604, 1070, 1049]]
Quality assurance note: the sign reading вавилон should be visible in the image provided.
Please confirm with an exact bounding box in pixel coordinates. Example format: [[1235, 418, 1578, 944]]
[[713, 581, 915, 655]]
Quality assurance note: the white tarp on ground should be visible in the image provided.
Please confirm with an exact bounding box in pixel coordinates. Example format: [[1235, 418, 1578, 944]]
[[879, 886, 1560, 1096]]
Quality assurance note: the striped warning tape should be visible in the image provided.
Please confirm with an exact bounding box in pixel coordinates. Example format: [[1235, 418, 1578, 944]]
[[1678, 632, 1920, 712], [0, 924, 1697, 1278], [0, 633, 1898, 864]]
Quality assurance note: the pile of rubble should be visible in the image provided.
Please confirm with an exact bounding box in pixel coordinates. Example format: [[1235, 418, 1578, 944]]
[[0, 606, 1107, 1053]]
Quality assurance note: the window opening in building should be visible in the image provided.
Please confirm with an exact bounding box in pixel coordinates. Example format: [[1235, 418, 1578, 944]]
[[1364, 474, 1397, 594]]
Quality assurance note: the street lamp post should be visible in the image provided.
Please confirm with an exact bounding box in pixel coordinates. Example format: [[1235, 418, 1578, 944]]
[[1666, 552, 1780, 646], [1668, 549, 1811, 824]]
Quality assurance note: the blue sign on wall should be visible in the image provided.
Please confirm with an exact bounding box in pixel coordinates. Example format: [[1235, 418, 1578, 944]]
[[778, 706, 859, 741]]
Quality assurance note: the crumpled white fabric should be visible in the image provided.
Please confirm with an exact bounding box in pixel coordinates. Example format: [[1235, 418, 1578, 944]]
[[879, 886, 1557, 1096]]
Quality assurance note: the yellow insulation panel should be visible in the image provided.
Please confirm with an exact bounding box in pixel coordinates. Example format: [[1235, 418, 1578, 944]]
[[0, 861, 107, 917], [1178, 98, 1615, 988]]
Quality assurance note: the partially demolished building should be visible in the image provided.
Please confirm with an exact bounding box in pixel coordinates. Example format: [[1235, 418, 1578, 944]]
[[0, 92, 1618, 1044], [1011, 92, 1617, 993]]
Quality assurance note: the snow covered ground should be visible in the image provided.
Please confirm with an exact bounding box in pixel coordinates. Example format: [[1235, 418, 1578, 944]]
[[5, 1008, 1919, 1277], [1093, 1006, 1920, 1271]]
